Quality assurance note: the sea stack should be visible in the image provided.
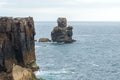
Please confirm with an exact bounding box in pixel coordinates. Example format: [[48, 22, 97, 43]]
[[0, 17, 39, 80], [51, 17, 75, 43]]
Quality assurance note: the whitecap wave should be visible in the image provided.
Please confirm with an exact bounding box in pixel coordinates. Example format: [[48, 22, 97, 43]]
[[35, 69, 69, 76], [35, 45, 49, 48], [35, 45, 41, 48]]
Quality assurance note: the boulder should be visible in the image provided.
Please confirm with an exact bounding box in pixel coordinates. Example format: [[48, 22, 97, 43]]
[[38, 38, 51, 42], [51, 17, 75, 43], [12, 65, 35, 80]]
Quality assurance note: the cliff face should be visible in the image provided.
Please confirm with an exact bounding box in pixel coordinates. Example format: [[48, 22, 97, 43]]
[[0, 17, 38, 80], [51, 17, 75, 43]]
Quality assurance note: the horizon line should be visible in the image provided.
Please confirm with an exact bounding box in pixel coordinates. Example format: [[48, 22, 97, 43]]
[[35, 21, 120, 22]]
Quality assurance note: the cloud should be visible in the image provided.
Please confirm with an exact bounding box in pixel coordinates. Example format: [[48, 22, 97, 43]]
[[1, 7, 120, 21], [0, 0, 120, 21], [2, 0, 120, 8]]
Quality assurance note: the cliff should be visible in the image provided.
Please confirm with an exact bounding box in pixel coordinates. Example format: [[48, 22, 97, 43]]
[[0, 17, 39, 80]]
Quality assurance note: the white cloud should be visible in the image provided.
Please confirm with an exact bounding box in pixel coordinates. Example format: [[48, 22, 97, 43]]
[[0, 0, 120, 21], [1, 7, 120, 21]]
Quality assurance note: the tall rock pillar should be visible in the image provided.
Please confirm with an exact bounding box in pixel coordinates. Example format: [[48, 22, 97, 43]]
[[51, 17, 75, 43], [0, 17, 37, 72]]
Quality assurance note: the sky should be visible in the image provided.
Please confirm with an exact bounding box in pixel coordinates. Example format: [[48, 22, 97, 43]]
[[0, 0, 120, 21]]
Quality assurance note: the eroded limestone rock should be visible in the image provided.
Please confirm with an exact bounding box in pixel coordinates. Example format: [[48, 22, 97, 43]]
[[51, 17, 75, 43], [0, 17, 41, 80], [0, 17, 38, 72], [57, 17, 67, 27]]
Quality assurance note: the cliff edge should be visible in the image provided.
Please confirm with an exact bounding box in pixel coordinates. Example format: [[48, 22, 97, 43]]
[[0, 17, 39, 80]]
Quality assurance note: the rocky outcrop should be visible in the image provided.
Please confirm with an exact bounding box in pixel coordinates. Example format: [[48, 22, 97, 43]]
[[38, 38, 51, 42], [0, 17, 39, 80], [51, 17, 75, 43]]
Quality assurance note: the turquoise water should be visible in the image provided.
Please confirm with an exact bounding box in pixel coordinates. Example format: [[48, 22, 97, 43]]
[[35, 22, 120, 80]]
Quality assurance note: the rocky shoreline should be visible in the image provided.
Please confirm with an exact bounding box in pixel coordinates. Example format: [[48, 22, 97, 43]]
[[0, 17, 75, 80]]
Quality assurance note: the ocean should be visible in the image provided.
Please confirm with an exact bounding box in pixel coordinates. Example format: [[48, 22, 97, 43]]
[[34, 22, 120, 80]]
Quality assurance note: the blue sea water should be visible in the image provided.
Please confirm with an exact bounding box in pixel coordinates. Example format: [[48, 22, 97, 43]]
[[35, 22, 120, 80]]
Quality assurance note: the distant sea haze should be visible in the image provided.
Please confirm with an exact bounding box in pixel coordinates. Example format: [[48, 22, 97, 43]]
[[35, 22, 120, 80]]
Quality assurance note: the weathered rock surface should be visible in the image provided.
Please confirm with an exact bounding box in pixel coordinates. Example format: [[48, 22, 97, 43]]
[[0, 17, 40, 80], [12, 65, 35, 80], [51, 17, 75, 43], [0, 72, 12, 80], [57, 17, 67, 27], [39, 38, 51, 42]]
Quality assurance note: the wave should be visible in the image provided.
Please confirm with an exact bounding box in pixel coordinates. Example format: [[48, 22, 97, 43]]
[[35, 45, 41, 48], [35, 45, 49, 48], [35, 69, 69, 76]]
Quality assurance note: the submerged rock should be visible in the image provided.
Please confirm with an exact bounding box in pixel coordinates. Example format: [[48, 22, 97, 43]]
[[34, 40, 37, 42], [38, 38, 51, 42], [0, 17, 39, 80], [39, 78, 46, 80], [51, 17, 75, 43]]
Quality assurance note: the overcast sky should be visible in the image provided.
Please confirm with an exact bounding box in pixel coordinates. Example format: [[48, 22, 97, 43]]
[[0, 0, 120, 21]]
